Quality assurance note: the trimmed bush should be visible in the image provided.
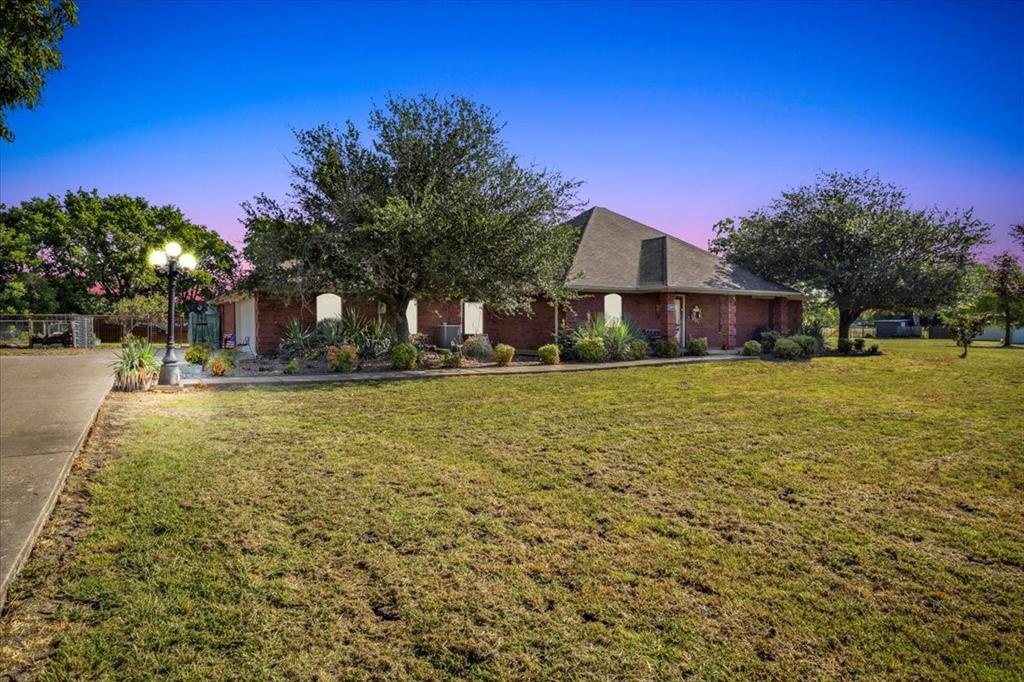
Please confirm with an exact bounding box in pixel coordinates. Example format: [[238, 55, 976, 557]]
[[327, 344, 358, 372], [574, 336, 606, 363], [184, 343, 210, 366], [440, 350, 463, 368], [653, 339, 679, 358], [685, 336, 709, 357], [391, 343, 418, 370], [494, 343, 515, 366], [837, 338, 853, 354], [759, 330, 783, 353], [627, 339, 648, 361], [773, 338, 803, 360], [461, 335, 495, 361], [538, 344, 560, 365], [853, 338, 866, 351], [790, 334, 817, 358], [208, 355, 230, 376], [741, 339, 762, 356]]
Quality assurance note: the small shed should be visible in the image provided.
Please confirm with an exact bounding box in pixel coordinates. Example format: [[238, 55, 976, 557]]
[[875, 319, 923, 338]]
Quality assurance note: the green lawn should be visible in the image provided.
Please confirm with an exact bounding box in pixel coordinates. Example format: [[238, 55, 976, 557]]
[[2, 340, 1022, 680]]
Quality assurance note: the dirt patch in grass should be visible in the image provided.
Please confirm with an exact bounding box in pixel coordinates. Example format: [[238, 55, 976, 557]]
[[1, 340, 1022, 680]]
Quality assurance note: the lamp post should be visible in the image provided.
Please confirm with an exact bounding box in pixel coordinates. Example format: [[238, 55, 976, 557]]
[[149, 241, 197, 385]]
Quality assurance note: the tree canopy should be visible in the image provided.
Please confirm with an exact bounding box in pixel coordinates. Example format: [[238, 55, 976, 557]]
[[710, 171, 990, 338], [0, 189, 238, 314], [243, 94, 582, 341], [978, 251, 1024, 347], [0, 0, 77, 142]]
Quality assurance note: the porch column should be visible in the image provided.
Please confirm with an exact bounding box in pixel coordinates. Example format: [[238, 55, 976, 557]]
[[658, 292, 678, 341], [724, 295, 737, 349]]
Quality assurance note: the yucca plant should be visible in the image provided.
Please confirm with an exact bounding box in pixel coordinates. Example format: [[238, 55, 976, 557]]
[[340, 308, 369, 345], [112, 336, 160, 391], [316, 317, 346, 350]]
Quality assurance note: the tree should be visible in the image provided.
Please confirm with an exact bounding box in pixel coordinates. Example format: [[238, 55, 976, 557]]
[[243, 95, 582, 342], [0, 190, 238, 313], [111, 293, 166, 336], [946, 312, 991, 359], [1011, 223, 1024, 248], [980, 252, 1024, 347], [0, 0, 77, 142], [711, 171, 989, 340]]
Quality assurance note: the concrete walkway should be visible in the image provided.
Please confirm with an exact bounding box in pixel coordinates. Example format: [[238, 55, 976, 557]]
[[0, 351, 115, 610], [183, 351, 754, 388]]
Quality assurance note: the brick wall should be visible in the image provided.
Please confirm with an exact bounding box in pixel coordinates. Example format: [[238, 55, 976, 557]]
[[621, 293, 662, 333], [735, 296, 771, 344], [484, 299, 557, 352], [255, 293, 316, 356]]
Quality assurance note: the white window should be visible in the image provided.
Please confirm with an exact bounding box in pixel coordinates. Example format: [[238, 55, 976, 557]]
[[315, 293, 342, 321], [406, 299, 418, 335], [603, 293, 622, 322], [464, 302, 484, 335]]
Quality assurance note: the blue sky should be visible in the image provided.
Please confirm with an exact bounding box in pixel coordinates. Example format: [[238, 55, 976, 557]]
[[2, 0, 1021, 254]]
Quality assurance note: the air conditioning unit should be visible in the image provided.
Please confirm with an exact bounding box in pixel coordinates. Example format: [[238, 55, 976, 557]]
[[437, 324, 463, 350]]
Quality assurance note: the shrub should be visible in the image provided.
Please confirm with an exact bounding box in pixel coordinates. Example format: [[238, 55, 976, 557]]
[[570, 314, 644, 361], [284, 358, 299, 374], [184, 343, 210, 366], [391, 342, 418, 370], [220, 348, 240, 368], [800, 321, 826, 352], [853, 338, 865, 351], [327, 344, 358, 372], [461, 335, 495, 361], [685, 336, 709, 357], [773, 337, 803, 360], [494, 343, 515, 366], [440, 350, 463, 368], [208, 354, 230, 376], [653, 339, 679, 358], [627, 339, 648, 360], [759, 330, 783, 352], [741, 339, 762, 356], [111, 337, 159, 391], [869, 343, 879, 353], [279, 319, 313, 359], [538, 343, 560, 365], [574, 336, 606, 362], [837, 338, 853, 354], [790, 334, 818, 358]]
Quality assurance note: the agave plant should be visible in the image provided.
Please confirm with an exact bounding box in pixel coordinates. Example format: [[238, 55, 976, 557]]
[[279, 319, 314, 359], [316, 317, 346, 350], [569, 314, 644, 361], [112, 336, 160, 391], [359, 315, 395, 358]]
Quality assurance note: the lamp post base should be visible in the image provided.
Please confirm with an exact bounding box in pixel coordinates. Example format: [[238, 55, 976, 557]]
[[158, 348, 182, 386]]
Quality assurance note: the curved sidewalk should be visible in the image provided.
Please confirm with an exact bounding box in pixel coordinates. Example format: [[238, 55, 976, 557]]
[[0, 351, 115, 611]]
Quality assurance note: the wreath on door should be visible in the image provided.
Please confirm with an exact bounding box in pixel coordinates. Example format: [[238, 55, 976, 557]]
[[690, 306, 702, 323]]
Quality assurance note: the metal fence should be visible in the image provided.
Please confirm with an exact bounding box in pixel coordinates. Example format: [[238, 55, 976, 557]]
[[0, 314, 187, 348]]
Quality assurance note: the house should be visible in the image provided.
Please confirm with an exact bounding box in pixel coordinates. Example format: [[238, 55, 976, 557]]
[[213, 207, 803, 355]]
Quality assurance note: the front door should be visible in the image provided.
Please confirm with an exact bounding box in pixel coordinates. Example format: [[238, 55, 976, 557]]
[[675, 296, 685, 344]]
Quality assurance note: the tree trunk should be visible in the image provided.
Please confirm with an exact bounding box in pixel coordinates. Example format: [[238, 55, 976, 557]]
[[1004, 304, 1012, 348], [393, 298, 411, 344], [837, 308, 859, 340]]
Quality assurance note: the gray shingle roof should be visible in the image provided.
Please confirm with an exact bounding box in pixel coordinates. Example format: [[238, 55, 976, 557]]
[[565, 207, 802, 297]]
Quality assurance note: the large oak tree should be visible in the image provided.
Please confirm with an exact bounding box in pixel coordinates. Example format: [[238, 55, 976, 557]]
[[243, 95, 582, 342], [711, 171, 989, 339]]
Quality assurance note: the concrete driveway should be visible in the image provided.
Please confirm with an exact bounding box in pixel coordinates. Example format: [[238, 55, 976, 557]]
[[0, 351, 114, 608]]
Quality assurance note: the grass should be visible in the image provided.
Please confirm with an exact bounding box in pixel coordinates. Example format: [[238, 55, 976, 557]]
[[1, 340, 1022, 680]]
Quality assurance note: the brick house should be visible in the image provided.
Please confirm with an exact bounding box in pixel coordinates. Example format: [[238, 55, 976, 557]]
[[214, 207, 802, 355]]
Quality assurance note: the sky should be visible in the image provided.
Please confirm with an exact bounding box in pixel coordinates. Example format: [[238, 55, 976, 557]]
[[2, 0, 1022, 256]]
